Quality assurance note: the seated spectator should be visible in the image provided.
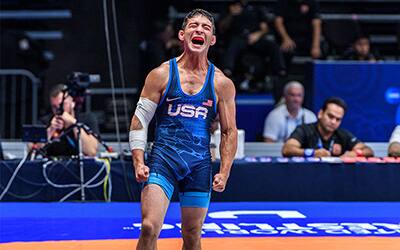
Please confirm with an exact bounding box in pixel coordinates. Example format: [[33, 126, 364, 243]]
[[33, 84, 99, 157], [388, 125, 400, 157], [342, 34, 380, 61], [145, 20, 182, 70], [263, 81, 316, 142], [219, 0, 286, 90], [282, 97, 374, 157], [274, 0, 322, 71]]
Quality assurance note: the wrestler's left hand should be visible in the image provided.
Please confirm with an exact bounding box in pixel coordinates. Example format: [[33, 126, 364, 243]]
[[213, 173, 229, 192]]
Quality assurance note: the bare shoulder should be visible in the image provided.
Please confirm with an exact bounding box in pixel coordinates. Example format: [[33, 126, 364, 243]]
[[141, 61, 170, 101], [145, 61, 170, 85], [213, 67, 236, 99]]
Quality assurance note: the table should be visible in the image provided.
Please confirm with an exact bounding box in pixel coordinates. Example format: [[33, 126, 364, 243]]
[[1, 158, 399, 202]]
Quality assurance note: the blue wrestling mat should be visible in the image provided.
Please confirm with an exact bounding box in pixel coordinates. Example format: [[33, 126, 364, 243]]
[[1, 202, 400, 243]]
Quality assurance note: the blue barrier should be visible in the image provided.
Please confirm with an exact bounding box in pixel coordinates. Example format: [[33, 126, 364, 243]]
[[236, 94, 274, 141], [1, 159, 400, 202], [312, 61, 400, 142]]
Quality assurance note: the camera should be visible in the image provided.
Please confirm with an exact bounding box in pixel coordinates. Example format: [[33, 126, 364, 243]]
[[55, 72, 101, 115], [66, 72, 100, 97]]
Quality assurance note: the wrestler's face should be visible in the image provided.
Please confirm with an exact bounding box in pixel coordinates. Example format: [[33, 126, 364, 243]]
[[318, 103, 344, 134], [179, 15, 216, 53]]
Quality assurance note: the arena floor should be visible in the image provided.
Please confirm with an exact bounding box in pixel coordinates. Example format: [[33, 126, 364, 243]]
[[1, 202, 399, 250]]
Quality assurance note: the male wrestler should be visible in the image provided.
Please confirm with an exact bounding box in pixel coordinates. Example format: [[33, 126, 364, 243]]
[[129, 9, 238, 250]]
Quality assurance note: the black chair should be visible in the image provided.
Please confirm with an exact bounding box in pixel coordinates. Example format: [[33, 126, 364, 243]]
[[323, 20, 362, 57]]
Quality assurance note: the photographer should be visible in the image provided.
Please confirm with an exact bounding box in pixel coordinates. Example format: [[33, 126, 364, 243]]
[[37, 84, 99, 157]]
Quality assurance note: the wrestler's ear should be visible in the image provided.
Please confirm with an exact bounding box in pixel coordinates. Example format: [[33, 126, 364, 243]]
[[210, 34, 216, 46], [178, 30, 185, 42]]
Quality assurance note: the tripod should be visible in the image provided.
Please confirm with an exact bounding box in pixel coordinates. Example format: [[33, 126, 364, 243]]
[[38, 122, 112, 201]]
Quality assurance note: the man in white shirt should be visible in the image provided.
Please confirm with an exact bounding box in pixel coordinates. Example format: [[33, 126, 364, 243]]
[[263, 81, 317, 142], [388, 125, 400, 157]]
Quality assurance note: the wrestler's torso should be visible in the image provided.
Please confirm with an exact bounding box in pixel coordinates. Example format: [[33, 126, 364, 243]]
[[148, 58, 217, 179]]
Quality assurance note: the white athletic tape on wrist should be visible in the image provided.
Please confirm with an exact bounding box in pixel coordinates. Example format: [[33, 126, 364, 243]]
[[129, 97, 157, 151], [129, 130, 147, 151]]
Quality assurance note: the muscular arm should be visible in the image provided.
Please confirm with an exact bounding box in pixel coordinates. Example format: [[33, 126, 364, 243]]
[[213, 71, 238, 192], [77, 128, 98, 156], [218, 79, 237, 175], [282, 138, 331, 157], [130, 115, 145, 166], [60, 112, 99, 156], [282, 138, 303, 157], [130, 64, 168, 182]]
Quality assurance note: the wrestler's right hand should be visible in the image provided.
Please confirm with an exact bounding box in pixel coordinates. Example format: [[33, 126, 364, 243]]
[[135, 163, 150, 183]]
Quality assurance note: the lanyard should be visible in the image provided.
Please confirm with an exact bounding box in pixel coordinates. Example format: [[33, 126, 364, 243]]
[[66, 134, 76, 148], [283, 110, 305, 140], [317, 137, 334, 152]]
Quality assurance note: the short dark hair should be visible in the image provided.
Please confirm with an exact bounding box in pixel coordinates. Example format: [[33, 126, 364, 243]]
[[354, 33, 370, 44], [321, 97, 347, 113], [181, 9, 215, 34], [49, 84, 66, 98]]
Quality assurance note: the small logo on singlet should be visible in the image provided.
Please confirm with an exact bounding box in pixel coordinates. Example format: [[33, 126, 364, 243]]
[[168, 104, 208, 119], [202, 99, 213, 107], [166, 97, 181, 102]]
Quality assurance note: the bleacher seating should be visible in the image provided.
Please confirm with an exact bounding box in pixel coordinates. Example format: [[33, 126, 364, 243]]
[[0, 0, 398, 141], [171, 0, 400, 58]]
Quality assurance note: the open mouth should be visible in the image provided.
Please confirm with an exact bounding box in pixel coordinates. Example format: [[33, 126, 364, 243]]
[[192, 37, 204, 45]]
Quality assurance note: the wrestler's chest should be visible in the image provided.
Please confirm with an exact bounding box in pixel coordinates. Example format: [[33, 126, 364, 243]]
[[179, 74, 206, 95]]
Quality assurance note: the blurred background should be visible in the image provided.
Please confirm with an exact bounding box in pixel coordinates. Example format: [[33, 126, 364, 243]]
[[0, 0, 399, 143]]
